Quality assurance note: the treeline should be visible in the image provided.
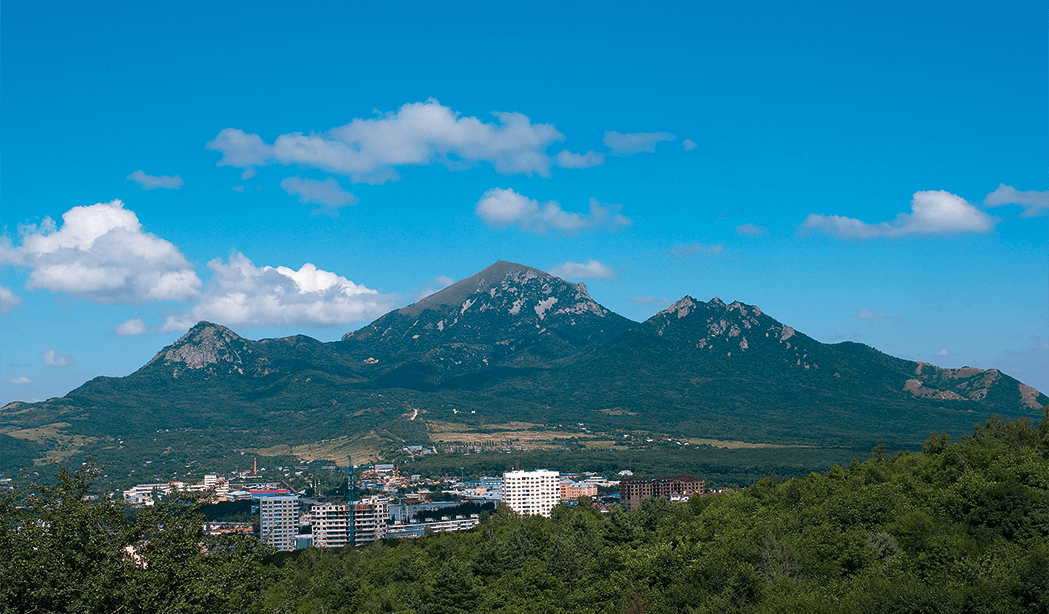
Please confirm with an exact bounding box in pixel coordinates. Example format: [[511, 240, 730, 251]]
[[264, 413, 1049, 613], [3, 411, 1048, 613]]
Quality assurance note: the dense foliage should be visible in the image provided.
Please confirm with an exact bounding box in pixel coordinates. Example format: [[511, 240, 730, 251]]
[[0, 466, 270, 614], [263, 412, 1049, 613], [4, 411, 1048, 612]]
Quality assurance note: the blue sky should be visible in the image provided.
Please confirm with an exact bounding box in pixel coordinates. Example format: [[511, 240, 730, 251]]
[[2, 1, 1047, 404]]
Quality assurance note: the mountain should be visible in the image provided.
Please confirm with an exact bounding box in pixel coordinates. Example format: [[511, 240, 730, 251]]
[[337, 260, 634, 388], [508, 295, 1046, 443], [1, 261, 1045, 478]]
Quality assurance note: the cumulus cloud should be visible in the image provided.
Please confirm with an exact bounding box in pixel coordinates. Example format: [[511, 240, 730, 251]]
[[735, 223, 767, 236], [985, 184, 1049, 217], [162, 252, 396, 331], [802, 190, 995, 239], [555, 150, 604, 169], [668, 243, 725, 258], [280, 176, 358, 209], [632, 295, 671, 306], [126, 170, 184, 190], [42, 349, 75, 367], [475, 188, 630, 234], [603, 131, 676, 156], [936, 348, 950, 356], [682, 139, 697, 151], [7, 376, 31, 385], [207, 99, 567, 183], [549, 260, 618, 280], [114, 318, 148, 336], [14, 200, 201, 304], [0, 285, 21, 313]]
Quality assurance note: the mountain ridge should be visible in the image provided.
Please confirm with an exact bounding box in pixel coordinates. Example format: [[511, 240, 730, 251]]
[[1, 260, 1045, 477]]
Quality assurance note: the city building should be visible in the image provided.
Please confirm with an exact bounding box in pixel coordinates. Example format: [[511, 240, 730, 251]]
[[258, 494, 300, 551], [503, 469, 560, 517], [619, 475, 705, 511], [560, 479, 598, 501], [311, 503, 351, 548], [353, 496, 389, 546]]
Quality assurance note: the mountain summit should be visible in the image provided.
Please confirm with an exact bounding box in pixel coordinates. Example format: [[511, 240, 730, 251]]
[[338, 261, 634, 385]]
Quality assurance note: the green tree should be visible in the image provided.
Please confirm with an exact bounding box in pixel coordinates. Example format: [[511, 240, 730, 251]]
[[0, 463, 269, 614]]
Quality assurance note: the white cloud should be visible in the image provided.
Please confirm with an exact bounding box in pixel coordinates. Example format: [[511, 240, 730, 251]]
[[0, 285, 21, 313], [475, 188, 630, 234], [7, 376, 31, 385], [207, 99, 567, 183], [603, 131, 676, 156], [802, 190, 995, 239], [735, 223, 767, 236], [280, 176, 358, 209], [42, 348, 75, 367], [985, 184, 1049, 217], [14, 200, 201, 304], [126, 170, 184, 190], [231, 185, 245, 193], [668, 243, 725, 258], [162, 252, 396, 331], [114, 318, 148, 336], [632, 295, 670, 306], [936, 348, 949, 356], [555, 150, 604, 169], [549, 260, 618, 280], [682, 139, 697, 151]]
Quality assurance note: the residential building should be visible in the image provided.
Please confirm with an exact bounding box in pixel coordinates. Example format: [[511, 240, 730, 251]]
[[560, 479, 598, 501], [503, 469, 560, 517], [311, 503, 351, 548], [258, 495, 299, 551], [619, 475, 705, 511], [353, 496, 389, 546]]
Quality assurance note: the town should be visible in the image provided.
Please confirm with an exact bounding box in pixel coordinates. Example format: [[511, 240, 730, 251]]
[[120, 455, 718, 551]]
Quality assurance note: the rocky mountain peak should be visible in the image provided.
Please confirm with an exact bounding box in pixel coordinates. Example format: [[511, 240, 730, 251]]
[[338, 261, 635, 376], [144, 321, 259, 378]]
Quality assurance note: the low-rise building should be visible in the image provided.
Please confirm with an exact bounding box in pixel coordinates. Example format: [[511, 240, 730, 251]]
[[560, 479, 598, 500]]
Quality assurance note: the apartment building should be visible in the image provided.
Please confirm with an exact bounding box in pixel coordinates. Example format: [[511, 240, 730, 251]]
[[503, 469, 560, 517], [353, 496, 389, 546], [259, 495, 299, 551], [619, 475, 705, 511], [311, 503, 351, 548]]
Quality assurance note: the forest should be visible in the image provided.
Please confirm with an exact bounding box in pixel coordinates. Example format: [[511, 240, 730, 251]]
[[3, 410, 1048, 613]]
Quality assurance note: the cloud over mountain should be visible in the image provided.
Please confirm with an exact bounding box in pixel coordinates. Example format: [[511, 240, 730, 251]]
[[207, 99, 568, 183], [162, 252, 395, 332], [802, 190, 995, 239], [14, 200, 201, 304], [475, 188, 630, 234], [549, 259, 618, 280]]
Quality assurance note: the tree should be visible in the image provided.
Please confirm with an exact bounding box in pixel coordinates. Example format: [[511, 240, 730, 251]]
[[0, 463, 269, 614]]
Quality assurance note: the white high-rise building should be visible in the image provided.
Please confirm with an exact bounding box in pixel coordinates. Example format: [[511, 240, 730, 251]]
[[503, 470, 560, 517], [259, 495, 299, 551]]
